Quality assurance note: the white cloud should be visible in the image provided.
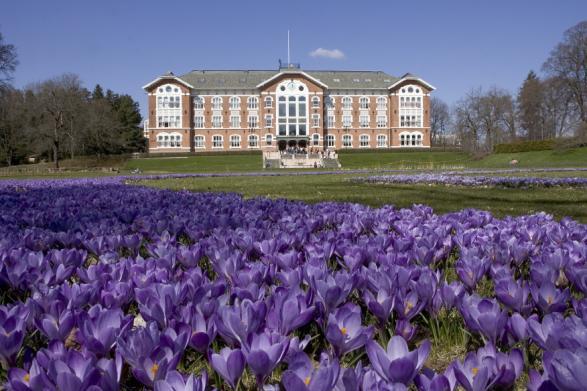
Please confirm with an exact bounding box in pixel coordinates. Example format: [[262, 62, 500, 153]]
[[309, 48, 345, 60]]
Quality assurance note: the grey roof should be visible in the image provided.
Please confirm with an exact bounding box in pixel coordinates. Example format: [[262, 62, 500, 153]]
[[178, 69, 399, 90]]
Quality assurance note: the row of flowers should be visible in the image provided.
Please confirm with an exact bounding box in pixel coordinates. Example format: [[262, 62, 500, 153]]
[[352, 173, 587, 188], [0, 178, 585, 390]]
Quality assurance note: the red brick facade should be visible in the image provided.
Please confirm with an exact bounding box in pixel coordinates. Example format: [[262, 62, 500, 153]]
[[143, 70, 434, 152]]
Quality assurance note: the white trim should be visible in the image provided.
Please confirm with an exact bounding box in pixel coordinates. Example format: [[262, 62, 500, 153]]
[[143, 75, 194, 90], [388, 76, 435, 91], [256, 70, 329, 89]]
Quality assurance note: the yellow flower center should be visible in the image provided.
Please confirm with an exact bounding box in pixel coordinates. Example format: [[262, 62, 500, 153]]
[[304, 376, 311, 385], [151, 363, 159, 377], [340, 327, 347, 336], [405, 301, 414, 314], [472, 367, 478, 377], [23, 373, 30, 383], [547, 296, 553, 305]]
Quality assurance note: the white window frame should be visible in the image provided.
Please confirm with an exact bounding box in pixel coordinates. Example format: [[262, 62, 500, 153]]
[[229, 96, 240, 110], [327, 115, 335, 128], [156, 131, 182, 148], [326, 134, 335, 148], [399, 131, 424, 147], [248, 134, 259, 148], [359, 114, 369, 128], [230, 115, 240, 129], [377, 134, 387, 148], [311, 133, 320, 146], [156, 84, 182, 128], [312, 114, 320, 128], [342, 134, 352, 148], [376, 115, 387, 128], [194, 135, 205, 149], [212, 135, 223, 148], [193, 96, 204, 109], [265, 114, 273, 128], [212, 96, 223, 110], [359, 134, 370, 148], [342, 115, 352, 128], [399, 85, 423, 128], [230, 134, 241, 149], [276, 80, 308, 137], [359, 96, 369, 110], [264, 96, 273, 108], [265, 134, 273, 145], [248, 96, 259, 110], [312, 96, 320, 108], [212, 115, 222, 128], [194, 116, 204, 129], [248, 115, 258, 129], [376, 96, 387, 110], [342, 96, 352, 110]]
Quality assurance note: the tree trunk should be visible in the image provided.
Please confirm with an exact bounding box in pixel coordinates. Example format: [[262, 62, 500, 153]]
[[53, 142, 59, 169]]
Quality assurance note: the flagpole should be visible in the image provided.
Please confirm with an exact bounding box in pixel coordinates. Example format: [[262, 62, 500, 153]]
[[287, 30, 290, 66]]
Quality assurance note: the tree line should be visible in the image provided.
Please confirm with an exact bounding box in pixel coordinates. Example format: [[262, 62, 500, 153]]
[[0, 33, 145, 168], [430, 21, 587, 152]]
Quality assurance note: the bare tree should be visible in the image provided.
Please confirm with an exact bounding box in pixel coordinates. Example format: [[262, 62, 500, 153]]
[[0, 87, 29, 165], [543, 21, 587, 125], [0, 32, 18, 90], [542, 76, 576, 138], [430, 97, 450, 146]]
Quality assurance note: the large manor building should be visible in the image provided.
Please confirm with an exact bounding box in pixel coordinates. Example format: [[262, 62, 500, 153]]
[[142, 66, 435, 152]]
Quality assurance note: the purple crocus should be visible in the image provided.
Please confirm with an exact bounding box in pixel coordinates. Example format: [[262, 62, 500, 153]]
[[77, 304, 132, 356], [210, 347, 245, 389], [414, 368, 452, 391], [459, 294, 507, 344], [265, 287, 316, 335], [543, 348, 587, 390], [494, 278, 532, 315], [242, 331, 289, 385], [530, 282, 569, 314], [0, 302, 29, 368], [217, 298, 266, 347], [325, 303, 373, 357], [281, 352, 340, 391], [154, 370, 207, 391], [366, 335, 430, 385]]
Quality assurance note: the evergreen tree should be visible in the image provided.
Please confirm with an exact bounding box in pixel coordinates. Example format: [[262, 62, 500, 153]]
[[517, 71, 545, 140], [91, 84, 105, 100]]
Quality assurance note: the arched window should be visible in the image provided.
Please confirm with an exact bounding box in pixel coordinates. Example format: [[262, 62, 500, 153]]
[[376, 96, 387, 110], [266, 134, 273, 145], [342, 134, 352, 148], [276, 80, 308, 137], [359, 134, 370, 147], [325, 96, 335, 109], [229, 96, 240, 110], [264, 96, 273, 108], [312, 133, 320, 146], [212, 135, 223, 148], [156, 84, 182, 128], [194, 135, 205, 149], [359, 97, 369, 110], [193, 96, 204, 109], [248, 134, 259, 148], [326, 134, 335, 148], [212, 96, 223, 110], [377, 134, 387, 148], [399, 85, 423, 128], [230, 134, 241, 148], [248, 96, 258, 110], [342, 96, 352, 110], [399, 131, 424, 147], [156, 132, 182, 148], [312, 96, 320, 108]]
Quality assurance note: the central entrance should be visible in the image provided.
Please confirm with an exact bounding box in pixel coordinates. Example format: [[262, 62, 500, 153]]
[[277, 138, 309, 151]]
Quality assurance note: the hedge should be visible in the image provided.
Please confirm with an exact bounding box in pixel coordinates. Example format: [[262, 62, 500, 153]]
[[493, 140, 555, 153]]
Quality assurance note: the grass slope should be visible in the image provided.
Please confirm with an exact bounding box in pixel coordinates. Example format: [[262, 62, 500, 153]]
[[142, 173, 587, 222]]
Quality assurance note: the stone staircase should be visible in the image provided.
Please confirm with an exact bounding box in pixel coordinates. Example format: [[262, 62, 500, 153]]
[[322, 158, 341, 169]]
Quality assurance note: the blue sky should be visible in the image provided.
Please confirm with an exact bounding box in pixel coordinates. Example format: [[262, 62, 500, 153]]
[[2, 0, 586, 119]]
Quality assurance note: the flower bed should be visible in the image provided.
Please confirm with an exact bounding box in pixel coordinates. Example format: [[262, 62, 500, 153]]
[[0, 179, 585, 390], [353, 173, 587, 188]]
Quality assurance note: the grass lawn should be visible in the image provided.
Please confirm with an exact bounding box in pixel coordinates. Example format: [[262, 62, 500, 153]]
[[124, 154, 263, 173], [141, 173, 587, 222]]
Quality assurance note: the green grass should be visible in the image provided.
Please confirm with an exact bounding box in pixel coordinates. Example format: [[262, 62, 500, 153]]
[[141, 173, 587, 222], [123, 147, 587, 174]]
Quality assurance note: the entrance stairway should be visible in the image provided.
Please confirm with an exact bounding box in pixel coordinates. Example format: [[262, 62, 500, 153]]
[[322, 158, 341, 169], [263, 151, 341, 169]]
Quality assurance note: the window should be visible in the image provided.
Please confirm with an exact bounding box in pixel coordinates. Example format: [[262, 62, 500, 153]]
[[248, 96, 258, 110], [265, 115, 273, 128], [248, 115, 258, 128], [312, 114, 320, 128], [312, 133, 320, 146], [194, 116, 204, 128], [342, 115, 352, 127], [325, 96, 335, 109], [342, 134, 352, 148], [194, 135, 205, 149], [230, 135, 241, 148], [248, 134, 259, 148], [359, 97, 369, 110], [359, 115, 369, 128], [312, 96, 320, 108], [193, 96, 204, 109], [377, 115, 387, 128], [399, 85, 423, 127], [400, 134, 406, 146], [264, 96, 273, 108], [327, 115, 334, 128], [360, 134, 369, 147], [212, 115, 222, 128], [212, 135, 223, 148], [376, 96, 387, 110], [342, 96, 352, 110], [276, 80, 308, 137], [156, 132, 182, 148], [230, 115, 240, 128], [212, 96, 223, 110], [266, 134, 273, 145], [156, 84, 182, 128], [326, 134, 335, 147], [377, 134, 387, 148], [399, 132, 424, 147], [229, 96, 240, 110]]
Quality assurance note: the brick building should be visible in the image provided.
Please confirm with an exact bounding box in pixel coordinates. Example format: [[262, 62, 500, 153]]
[[142, 66, 434, 153]]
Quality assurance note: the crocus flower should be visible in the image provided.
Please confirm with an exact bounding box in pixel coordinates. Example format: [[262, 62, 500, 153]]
[[455, 256, 487, 291], [494, 278, 531, 315], [266, 287, 315, 335], [217, 298, 266, 347], [242, 331, 289, 385], [366, 336, 430, 385], [154, 370, 207, 391], [187, 311, 216, 354], [459, 294, 507, 344], [0, 303, 29, 368], [77, 304, 132, 356], [543, 348, 587, 391], [210, 347, 245, 389], [325, 303, 373, 357], [414, 368, 452, 391], [282, 352, 340, 391], [530, 282, 569, 314]]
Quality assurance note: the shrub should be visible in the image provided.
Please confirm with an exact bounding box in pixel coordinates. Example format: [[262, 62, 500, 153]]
[[493, 140, 555, 153]]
